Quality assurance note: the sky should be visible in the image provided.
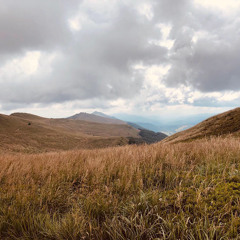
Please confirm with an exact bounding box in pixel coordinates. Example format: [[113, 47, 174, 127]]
[[0, 0, 240, 120]]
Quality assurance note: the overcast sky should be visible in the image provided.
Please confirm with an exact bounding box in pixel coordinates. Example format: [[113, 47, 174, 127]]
[[0, 0, 239, 118]]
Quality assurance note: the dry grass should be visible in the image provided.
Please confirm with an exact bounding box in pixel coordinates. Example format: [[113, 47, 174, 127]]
[[0, 113, 139, 153], [0, 137, 240, 239], [164, 107, 240, 143]]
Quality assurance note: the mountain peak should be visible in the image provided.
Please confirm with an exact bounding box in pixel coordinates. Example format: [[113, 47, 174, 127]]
[[68, 112, 126, 125]]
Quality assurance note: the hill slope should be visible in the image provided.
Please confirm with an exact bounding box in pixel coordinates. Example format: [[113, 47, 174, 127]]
[[0, 113, 140, 153], [126, 122, 146, 130], [164, 107, 240, 143], [68, 112, 126, 125], [67, 112, 168, 144], [1, 137, 240, 239], [92, 111, 119, 120], [139, 129, 168, 143]]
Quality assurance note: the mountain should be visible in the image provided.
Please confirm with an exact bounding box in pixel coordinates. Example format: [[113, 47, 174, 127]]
[[0, 113, 140, 153], [138, 129, 168, 143], [164, 107, 240, 143], [67, 112, 168, 142], [0, 111, 168, 153], [126, 122, 168, 143], [89, 112, 169, 141], [68, 112, 126, 125], [135, 122, 160, 132], [92, 111, 118, 120], [127, 122, 146, 130]]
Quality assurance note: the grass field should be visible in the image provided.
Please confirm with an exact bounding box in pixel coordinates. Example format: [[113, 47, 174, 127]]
[[0, 113, 139, 153], [1, 136, 240, 239]]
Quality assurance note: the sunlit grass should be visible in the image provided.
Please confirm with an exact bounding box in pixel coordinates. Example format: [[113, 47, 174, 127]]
[[0, 137, 240, 239]]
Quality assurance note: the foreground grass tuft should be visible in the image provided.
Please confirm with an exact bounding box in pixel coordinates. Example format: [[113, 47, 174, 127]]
[[0, 137, 240, 239]]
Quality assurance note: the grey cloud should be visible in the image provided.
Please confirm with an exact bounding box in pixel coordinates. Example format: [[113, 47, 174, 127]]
[[0, 0, 81, 56], [166, 34, 240, 92], [191, 96, 240, 108], [151, 0, 240, 92], [1, 0, 240, 111], [153, 0, 192, 24], [0, 2, 167, 106]]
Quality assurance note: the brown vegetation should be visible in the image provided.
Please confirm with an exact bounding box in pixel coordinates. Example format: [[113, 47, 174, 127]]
[[67, 112, 126, 125], [164, 107, 240, 143], [0, 136, 240, 239], [0, 113, 140, 153]]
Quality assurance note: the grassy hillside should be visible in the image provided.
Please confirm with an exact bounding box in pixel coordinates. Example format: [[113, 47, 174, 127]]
[[0, 113, 139, 153], [0, 137, 240, 239], [164, 107, 240, 143], [139, 129, 168, 143], [12, 113, 138, 138], [68, 112, 126, 125]]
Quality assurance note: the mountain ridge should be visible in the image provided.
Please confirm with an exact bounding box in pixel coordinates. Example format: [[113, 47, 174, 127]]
[[68, 112, 126, 125], [67, 111, 168, 143], [0, 111, 168, 153], [0, 112, 140, 153]]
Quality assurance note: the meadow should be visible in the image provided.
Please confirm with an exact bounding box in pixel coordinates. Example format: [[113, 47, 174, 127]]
[[0, 136, 240, 239]]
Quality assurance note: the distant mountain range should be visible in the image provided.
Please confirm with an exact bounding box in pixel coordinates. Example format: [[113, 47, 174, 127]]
[[67, 112, 126, 125], [126, 122, 147, 130], [67, 111, 168, 144], [113, 113, 214, 135], [92, 111, 119, 120]]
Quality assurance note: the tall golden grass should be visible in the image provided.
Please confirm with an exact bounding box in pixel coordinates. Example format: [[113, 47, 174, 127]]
[[0, 136, 240, 239]]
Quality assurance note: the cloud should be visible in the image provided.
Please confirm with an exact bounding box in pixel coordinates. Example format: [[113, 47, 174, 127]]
[[0, 0, 80, 56], [0, 1, 167, 107], [152, 0, 240, 92], [0, 0, 240, 115]]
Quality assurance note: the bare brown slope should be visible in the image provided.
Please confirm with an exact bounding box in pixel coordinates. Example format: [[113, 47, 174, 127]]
[[0, 113, 140, 153], [68, 112, 126, 125], [11, 113, 139, 138], [164, 107, 240, 143]]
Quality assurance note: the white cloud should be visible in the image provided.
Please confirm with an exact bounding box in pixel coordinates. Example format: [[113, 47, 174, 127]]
[[0, 0, 240, 121], [0, 51, 41, 78], [218, 92, 240, 102], [137, 3, 154, 20], [194, 0, 240, 15]]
